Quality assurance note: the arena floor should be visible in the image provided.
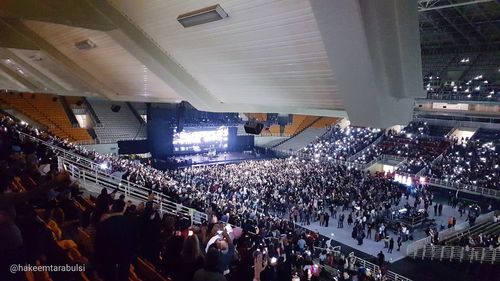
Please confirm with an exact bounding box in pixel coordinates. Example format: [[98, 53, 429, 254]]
[[301, 195, 466, 262]]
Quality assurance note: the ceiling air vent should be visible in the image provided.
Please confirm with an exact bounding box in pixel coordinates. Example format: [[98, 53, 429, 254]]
[[177, 4, 228, 28], [74, 39, 96, 50]]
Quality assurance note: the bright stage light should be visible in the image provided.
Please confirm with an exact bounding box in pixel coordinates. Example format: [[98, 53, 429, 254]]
[[173, 126, 229, 154]]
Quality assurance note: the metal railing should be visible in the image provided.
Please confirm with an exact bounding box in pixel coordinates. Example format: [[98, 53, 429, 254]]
[[16, 129, 414, 280], [291, 224, 412, 281], [411, 244, 499, 264], [272, 146, 500, 199], [426, 177, 500, 198], [58, 156, 206, 224], [17, 131, 207, 224], [414, 116, 500, 130], [406, 211, 496, 257], [347, 133, 384, 162]]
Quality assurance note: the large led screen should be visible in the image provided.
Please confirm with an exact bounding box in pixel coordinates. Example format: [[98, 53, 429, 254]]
[[173, 127, 228, 154]]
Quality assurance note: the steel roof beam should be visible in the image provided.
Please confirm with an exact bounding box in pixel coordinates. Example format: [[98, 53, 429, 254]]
[[419, 0, 494, 12], [435, 9, 475, 45], [0, 63, 39, 91], [0, 48, 68, 93], [447, 0, 489, 42], [0, 18, 118, 99]]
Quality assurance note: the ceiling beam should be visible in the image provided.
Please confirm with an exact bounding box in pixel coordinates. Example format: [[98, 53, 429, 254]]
[[0, 48, 68, 93], [0, 18, 119, 99], [421, 42, 500, 54], [447, 0, 489, 42], [84, 0, 223, 110], [0, 63, 39, 91], [435, 9, 474, 45], [0, 70, 29, 90], [419, 0, 494, 12], [0, 0, 115, 31]]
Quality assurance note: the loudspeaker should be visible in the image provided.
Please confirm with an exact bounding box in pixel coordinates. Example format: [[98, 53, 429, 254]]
[[76, 100, 83, 106], [52, 97, 58, 102], [244, 122, 264, 135], [111, 105, 121, 112], [176, 103, 186, 133]]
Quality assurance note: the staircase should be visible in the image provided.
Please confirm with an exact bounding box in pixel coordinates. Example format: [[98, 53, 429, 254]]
[[272, 117, 328, 151]]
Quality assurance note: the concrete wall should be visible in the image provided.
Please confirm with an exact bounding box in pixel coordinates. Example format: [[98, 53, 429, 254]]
[[82, 143, 119, 155], [254, 136, 287, 148]]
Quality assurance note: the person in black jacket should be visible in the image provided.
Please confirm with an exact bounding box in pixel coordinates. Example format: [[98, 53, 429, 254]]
[[138, 201, 161, 266], [95, 200, 138, 281], [388, 237, 394, 253]]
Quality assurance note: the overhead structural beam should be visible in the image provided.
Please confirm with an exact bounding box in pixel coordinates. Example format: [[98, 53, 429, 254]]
[[0, 63, 40, 91], [435, 9, 473, 45], [447, 0, 489, 42], [0, 18, 118, 99], [84, 0, 224, 110], [310, 0, 421, 127], [419, 0, 494, 12], [421, 42, 500, 54], [0, 48, 69, 93], [0, 70, 29, 91]]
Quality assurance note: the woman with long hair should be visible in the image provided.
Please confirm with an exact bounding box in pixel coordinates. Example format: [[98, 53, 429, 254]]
[[172, 234, 204, 281]]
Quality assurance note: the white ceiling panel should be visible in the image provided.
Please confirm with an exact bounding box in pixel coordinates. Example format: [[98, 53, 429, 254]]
[[8, 48, 93, 93], [22, 20, 181, 101], [109, 0, 342, 109], [0, 68, 30, 91]]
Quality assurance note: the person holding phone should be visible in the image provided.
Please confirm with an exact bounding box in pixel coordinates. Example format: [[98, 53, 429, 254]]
[[216, 229, 235, 277]]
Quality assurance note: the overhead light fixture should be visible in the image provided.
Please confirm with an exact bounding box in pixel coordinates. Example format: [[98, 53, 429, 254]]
[[74, 39, 97, 50], [177, 4, 228, 28]]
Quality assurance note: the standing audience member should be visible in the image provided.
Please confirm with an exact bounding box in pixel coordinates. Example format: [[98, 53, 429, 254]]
[[95, 200, 138, 281], [193, 248, 227, 281]]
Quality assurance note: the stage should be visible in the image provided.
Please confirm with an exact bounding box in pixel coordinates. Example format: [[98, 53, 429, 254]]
[[155, 151, 273, 168]]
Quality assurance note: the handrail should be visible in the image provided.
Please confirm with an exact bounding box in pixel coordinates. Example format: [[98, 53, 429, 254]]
[[291, 224, 411, 281], [17, 128, 414, 280], [272, 144, 500, 199], [17, 131, 152, 193], [411, 244, 500, 264], [407, 211, 496, 257], [16, 130, 207, 224], [59, 156, 207, 224], [348, 133, 384, 162]]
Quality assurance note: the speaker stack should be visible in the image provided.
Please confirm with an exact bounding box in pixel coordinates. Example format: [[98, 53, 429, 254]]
[[244, 121, 264, 135], [111, 105, 121, 112]]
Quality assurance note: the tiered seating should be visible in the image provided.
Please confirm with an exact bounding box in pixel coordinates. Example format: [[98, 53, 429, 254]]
[[421, 53, 456, 80], [443, 217, 500, 247], [462, 52, 500, 87], [311, 117, 338, 128], [428, 125, 453, 137], [472, 128, 500, 142], [0, 149, 169, 281], [427, 134, 499, 189], [0, 92, 91, 142], [87, 99, 146, 142], [245, 113, 267, 122], [423, 51, 500, 101], [353, 132, 451, 174], [303, 125, 382, 161]]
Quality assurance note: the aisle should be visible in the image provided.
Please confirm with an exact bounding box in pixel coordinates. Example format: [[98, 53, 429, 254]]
[[299, 195, 466, 263]]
